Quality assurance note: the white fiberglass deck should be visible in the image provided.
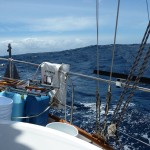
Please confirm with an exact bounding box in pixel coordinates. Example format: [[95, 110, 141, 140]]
[[0, 121, 102, 150]]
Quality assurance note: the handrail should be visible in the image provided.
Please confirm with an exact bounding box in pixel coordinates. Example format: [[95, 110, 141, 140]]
[[0, 57, 149, 93], [69, 71, 150, 93]]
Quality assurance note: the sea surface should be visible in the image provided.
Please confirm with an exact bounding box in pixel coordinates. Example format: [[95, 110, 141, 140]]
[[0, 44, 150, 150]]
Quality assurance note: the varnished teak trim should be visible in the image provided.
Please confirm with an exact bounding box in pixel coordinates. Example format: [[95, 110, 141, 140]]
[[48, 114, 114, 150]]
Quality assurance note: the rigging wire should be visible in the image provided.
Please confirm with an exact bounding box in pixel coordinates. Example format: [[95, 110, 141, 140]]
[[108, 23, 150, 148], [146, 0, 150, 21], [116, 47, 150, 125], [109, 0, 120, 84], [95, 0, 101, 134], [106, 1, 150, 147], [111, 21, 150, 122], [96, 0, 100, 81], [102, 0, 121, 136]]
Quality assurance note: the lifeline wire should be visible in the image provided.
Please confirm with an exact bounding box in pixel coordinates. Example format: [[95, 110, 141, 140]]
[[118, 129, 150, 148]]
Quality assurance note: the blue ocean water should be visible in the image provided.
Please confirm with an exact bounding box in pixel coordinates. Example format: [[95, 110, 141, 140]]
[[0, 44, 150, 149]]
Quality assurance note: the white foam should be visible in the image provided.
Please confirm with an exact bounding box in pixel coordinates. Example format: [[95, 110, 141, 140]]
[[142, 133, 150, 144], [124, 145, 131, 150], [82, 102, 114, 115]]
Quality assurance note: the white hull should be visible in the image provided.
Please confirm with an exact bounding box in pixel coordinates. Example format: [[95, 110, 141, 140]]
[[0, 120, 102, 150]]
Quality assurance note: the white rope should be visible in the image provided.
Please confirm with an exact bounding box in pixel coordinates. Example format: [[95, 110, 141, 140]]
[[67, 75, 74, 124], [32, 63, 43, 81], [118, 129, 150, 148], [12, 102, 52, 119]]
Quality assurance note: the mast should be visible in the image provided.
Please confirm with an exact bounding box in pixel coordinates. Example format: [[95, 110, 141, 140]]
[[4, 43, 20, 79], [7, 43, 12, 58]]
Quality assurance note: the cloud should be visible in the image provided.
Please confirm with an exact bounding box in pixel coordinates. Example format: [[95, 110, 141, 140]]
[[0, 16, 98, 35], [0, 14, 114, 34], [0, 0, 147, 56], [0, 36, 95, 56], [29, 16, 95, 32], [0, 31, 142, 57]]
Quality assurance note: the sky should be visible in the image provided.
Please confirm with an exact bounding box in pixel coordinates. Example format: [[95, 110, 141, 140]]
[[0, 0, 149, 55]]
